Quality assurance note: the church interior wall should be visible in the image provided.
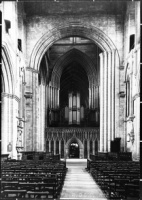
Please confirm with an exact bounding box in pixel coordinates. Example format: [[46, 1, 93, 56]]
[[1, 1, 27, 158], [1, 1, 140, 160], [25, 14, 124, 64], [123, 2, 140, 160], [24, 5, 124, 152]]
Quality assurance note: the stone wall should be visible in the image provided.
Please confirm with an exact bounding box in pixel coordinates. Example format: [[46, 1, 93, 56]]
[[1, 1, 140, 160], [1, 1, 26, 158], [25, 14, 124, 64], [46, 127, 100, 159], [123, 2, 140, 160]]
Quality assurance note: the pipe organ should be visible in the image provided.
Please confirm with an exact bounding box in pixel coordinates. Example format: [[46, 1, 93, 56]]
[[48, 85, 100, 127], [68, 92, 81, 125], [48, 84, 60, 110]]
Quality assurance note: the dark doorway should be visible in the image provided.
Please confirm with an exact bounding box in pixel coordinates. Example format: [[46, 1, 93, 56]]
[[69, 142, 79, 158]]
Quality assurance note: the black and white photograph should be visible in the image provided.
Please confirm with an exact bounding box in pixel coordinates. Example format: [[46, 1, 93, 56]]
[[0, 0, 141, 200]]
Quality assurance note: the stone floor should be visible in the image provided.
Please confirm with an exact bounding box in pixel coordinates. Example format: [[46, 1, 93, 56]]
[[60, 159, 108, 200]]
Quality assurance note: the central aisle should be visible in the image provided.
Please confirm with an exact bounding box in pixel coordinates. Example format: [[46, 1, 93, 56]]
[[60, 159, 107, 200]]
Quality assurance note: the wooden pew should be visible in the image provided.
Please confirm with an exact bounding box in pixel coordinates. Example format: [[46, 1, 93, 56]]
[[125, 183, 139, 200], [88, 160, 140, 199], [1, 189, 27, 199], [1, 159, 67, 200]]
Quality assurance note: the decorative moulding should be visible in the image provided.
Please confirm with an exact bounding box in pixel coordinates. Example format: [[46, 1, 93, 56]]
[[128, 115, 135, 122], [124, 115, 135, 122], [119, 91, 125, 98], [119, 65, 124, 70], [24, 92, 33, 99]]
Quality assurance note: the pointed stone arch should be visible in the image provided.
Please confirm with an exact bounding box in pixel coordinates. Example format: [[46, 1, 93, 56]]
[[51, 48, 98, 88], [29, 23, 119, 71], [2, 43, 14, 94], [26, 22, 121, 153], [1, 42, 18, 159], [65, 136, 84, 158]]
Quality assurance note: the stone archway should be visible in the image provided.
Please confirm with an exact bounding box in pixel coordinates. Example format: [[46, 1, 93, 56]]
[[1, 43, 18, 159], [65, 136, 84, 159], [51, 48, 98, 89], [29, 23, 119, 71], [25, 22, 121, 153], [69, 142, 79, 158]]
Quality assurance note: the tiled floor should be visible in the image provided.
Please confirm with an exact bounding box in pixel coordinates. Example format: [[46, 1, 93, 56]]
[[60, 159, 108, 200]]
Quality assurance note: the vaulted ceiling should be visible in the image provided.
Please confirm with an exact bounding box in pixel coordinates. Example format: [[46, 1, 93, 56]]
[[40, 36, 102, 108], [60, 60, 89, 108]]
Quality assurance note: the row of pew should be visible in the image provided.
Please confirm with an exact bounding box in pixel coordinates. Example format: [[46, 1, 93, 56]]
[[1, 160, 67, 199], [87, 160, 140, 200]]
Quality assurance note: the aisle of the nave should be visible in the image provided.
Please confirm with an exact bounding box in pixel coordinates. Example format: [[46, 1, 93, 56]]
[[60, 159, 107, 200]]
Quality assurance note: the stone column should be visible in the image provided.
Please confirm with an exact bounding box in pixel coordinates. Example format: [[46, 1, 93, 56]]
[[8, 97, 12, 144], [38, 85, 41, 150], [136, 97, 140, 160], [24, 69, 33, 151], [1, 94, 8, 154], [94, 86, 97, 108], [54, 87, 55, 109], [98, 86, 100, 108], [53, 87, 55, 109], [54, 140, 56, 155], [89, 87, 91, 109], [51, 86, 53, 109], [134, 47, 140, 160], [96, 86, 98, 109], [42, 85, 45, 151], [111, 50, 116, 141], [59, 140, 61, 155], [107, 52, 112, 152], [56, 88, 58, 109], [25, 68, 45, 152], [99, 53, 104, 152], [80, 148, 83, 158], [1, 94, 19, 159], [49, 85, 51, 109], [57, 88, 60, 108], [92, 140, 95, 155], [52, 87, 54, 109], [54, 88, 57, 109], [56, 88, 59, 109], [48, 85, 50, 109], [49, 140, 51, 153], [52, 87, 55, 109], [91, 87, 94, 109], [93, 86, 96, 109], [32, 71, 39, 151], [12, 98, 19, 159], [54, 87, 56, 109], [129, 72, 133, 116], [103, 52, 108, 152], [87, 140, 90, 158], [45, 85, 48, 129]]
